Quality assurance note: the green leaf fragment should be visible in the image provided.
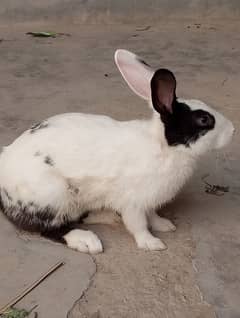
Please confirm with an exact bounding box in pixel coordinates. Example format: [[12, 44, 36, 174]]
[[0, 307, 29, 318], [26, 32, 57, 37]]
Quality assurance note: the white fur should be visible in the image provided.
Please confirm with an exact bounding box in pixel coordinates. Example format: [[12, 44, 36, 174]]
[[0, 49, 234, 253]]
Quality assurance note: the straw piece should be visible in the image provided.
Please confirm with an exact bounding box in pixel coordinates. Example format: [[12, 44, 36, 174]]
[[0, 261, 64, 315]]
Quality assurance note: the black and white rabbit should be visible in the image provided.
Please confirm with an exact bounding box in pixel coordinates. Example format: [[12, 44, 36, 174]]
[[0, 49, 234, 253]]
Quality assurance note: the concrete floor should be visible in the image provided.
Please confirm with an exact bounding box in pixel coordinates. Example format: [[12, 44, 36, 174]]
[[0, 22, 239, 318]]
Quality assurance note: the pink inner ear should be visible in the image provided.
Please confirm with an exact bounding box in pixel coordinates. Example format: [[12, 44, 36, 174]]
[[115, 50, 154, 100], [157, 84, 175, 113], [151, 69, 176, 114]]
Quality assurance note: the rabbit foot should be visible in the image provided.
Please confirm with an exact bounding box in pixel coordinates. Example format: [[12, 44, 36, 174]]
[[63, 229, 103, 254], [136, 232, 167, 251]]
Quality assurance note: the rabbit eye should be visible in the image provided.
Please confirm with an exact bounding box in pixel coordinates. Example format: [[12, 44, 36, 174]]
[[193, 110, 215, 129], [162, 101, 215, 147]]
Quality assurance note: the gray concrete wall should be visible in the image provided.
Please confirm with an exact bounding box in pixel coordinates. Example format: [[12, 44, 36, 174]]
[[0, 0, 240, 24]]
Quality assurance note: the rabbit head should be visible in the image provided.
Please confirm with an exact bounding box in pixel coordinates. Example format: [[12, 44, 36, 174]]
[[115, 49, 234, 157]]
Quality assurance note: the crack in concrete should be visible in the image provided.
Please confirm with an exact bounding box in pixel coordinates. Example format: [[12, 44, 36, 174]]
[[67, 256, 98, 318]]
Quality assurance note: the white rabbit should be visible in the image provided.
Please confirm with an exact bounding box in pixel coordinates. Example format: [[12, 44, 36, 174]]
[[0, 49, 234, 254]]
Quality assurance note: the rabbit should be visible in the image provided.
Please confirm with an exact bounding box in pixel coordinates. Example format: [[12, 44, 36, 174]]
[[0, 49, 234, 254]]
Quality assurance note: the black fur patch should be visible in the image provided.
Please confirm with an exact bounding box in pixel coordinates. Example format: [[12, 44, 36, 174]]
[[3, 188, 12, 202], [44, 213, 91, 243], [0, 188, 62, 232], [0, 188, 85, 245], [151, 69, 215, 147], [160, 101, 215, 146], [41, 223, 78, 243], [44, 155, 54, 166], [30, 121, 49, 134], [1, 200, 56, 233]]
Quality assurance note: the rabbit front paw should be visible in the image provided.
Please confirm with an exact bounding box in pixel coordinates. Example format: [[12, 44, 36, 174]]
[[136, 232, 167, 251], [63, 229, 103, 254]]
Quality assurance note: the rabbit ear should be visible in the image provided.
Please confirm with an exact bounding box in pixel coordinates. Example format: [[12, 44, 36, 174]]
[[115, 49, 154, 100], [150, 69, 176, 114]]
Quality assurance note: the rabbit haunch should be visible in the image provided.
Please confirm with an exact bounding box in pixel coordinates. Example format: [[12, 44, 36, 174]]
[[0, 49, 234, 253]]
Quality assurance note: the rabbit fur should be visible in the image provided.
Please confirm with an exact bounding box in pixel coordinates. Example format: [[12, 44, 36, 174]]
[[0, 49, 234, 253]]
